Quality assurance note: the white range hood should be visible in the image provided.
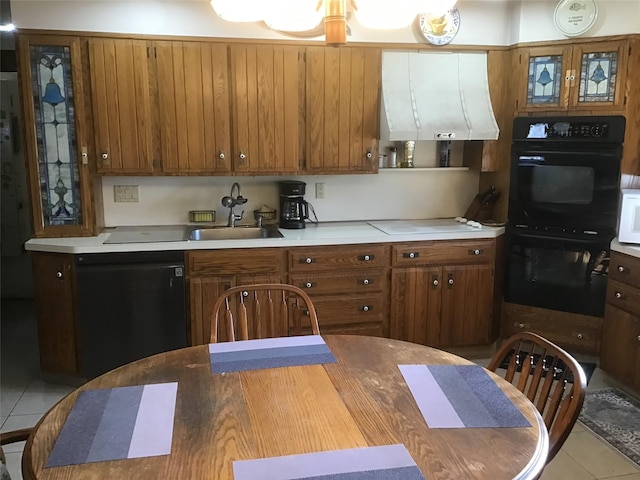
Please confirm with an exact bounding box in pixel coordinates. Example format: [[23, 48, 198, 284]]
[[381, 51, 499, 141]]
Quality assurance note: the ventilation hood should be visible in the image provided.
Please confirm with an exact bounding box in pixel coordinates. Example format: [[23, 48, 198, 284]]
[[381, 51, 499, 141]]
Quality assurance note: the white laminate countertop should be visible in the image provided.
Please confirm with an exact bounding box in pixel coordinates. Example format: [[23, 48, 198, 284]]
[[611, 238, 640, 259], [24, 219, 505, 254]]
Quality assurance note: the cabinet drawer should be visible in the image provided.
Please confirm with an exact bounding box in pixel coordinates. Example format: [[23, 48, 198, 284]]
[[187, 248, 283, 276], [307, 295, 385, 327], [609, 251, 640, 287], [289, 244, 388, 272], [502, 303, 601, 353], [392, 240, 495, 267], [289, 271, 385, 295], [607, 279, 640, 315]]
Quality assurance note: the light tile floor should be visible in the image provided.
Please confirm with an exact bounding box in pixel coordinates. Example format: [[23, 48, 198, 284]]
[[1, 298, 640, 480]]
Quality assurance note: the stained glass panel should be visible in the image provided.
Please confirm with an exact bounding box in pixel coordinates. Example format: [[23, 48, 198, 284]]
[[578, 51, 618, 103], [527, 55, 563, 104], [30, 45, 82, 227]]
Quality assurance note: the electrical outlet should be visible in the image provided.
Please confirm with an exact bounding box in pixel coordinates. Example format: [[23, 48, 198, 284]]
[[315, 182, 325, 199], [114, 185, 140, 203]]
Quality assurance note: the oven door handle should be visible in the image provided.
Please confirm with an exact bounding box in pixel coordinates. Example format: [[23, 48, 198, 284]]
[[510, 231, 607, 245]]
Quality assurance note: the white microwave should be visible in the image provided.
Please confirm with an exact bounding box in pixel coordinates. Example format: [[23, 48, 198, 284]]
[[618, 189, 640, 244]]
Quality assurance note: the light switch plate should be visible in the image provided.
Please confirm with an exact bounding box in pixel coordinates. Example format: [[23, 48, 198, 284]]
[[114, 185, 140, 203], [315, 182, 325, 199]]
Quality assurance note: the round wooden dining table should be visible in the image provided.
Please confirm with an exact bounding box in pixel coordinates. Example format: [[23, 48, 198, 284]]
[[23, 335, 548, 480]]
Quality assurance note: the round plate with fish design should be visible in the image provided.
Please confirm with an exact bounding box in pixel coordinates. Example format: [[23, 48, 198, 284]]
[[554, 0, 598, 37], [418, 7, 460, 46]]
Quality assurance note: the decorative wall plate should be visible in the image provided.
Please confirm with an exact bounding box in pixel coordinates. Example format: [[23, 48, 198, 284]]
[[418, 8, 460, 46], [553, 0, 598, 37]]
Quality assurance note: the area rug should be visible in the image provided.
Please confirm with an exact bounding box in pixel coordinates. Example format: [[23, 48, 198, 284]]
[[579, 388, 640, 467]]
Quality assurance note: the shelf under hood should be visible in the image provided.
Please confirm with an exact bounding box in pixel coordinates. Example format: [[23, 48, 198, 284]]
[[381, 51, 499, 141]]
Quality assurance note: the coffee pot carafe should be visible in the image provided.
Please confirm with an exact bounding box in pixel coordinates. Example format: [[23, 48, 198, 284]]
[[278, 181, 309, 229]]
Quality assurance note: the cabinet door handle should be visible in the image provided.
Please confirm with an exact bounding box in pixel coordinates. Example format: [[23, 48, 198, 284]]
[[101, 151, 109, 163], [360, 305, 372, 312], [362, 279, 370, 285], [358, 254, 374, 261], [303, 282, 315, 289], [515, 322, 529, 329], [218, 152, 225, 160], [469, 249, 483, 255], [615, 292, 623, 299], [242, 290, 249, 298], [448, 274, 454, 287], [432, 275, 439, 288], [576, 333, 584, 340], [56, 271, 63, 279], [365, 151, 372, 160], [637, 335, 640, 342], [618, 265, 626, 272], [403, 252, 419, 259], [301, 257, 314, 264], [238, 152, 246, 161]]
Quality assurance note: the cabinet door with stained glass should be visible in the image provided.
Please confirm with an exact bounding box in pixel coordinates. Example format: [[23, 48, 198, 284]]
[[18, 35, 95, 237], [518, 45, 572, 112], [570, 41, 629, 111]]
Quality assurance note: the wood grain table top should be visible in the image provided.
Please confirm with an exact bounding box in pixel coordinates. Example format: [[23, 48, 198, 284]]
[[24, 335, 548, 480]]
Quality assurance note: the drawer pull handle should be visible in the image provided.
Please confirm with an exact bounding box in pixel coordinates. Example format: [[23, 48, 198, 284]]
[[469, 249, 483, 255], [302, 258, 313, 264], [304, 282, 315, 289], [362, 279, 370, 285], [360, 305, 372, 312], [618, 265, 625, 272], [404, 252, 419, 259], [576, 333, 584, 340], [359, 254, 374, 261], [56, 271, 63, 279], [615, 292, 622, 299], [516, 322, 526, 329]]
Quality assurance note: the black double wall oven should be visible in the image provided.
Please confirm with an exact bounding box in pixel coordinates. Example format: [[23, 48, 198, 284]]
[[505, 116, 625, 317]]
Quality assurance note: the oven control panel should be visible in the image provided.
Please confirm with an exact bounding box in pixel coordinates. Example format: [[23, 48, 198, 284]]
[[527, 120, 609, 139], [512, 115, 626, 143]]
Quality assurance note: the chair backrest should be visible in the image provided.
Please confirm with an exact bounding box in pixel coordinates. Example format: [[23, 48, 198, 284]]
[[209, 283, 320, 343], [1, 428, 32, 480], [487, 332, 586, 463]]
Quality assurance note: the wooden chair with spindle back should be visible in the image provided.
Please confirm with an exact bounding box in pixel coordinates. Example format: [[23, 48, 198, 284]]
[[487, 332, 586, 463], [1, 428, 32, 480], [209, 284, 321, 343]]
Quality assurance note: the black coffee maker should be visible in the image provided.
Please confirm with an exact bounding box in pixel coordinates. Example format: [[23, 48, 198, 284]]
[[279, 181, 309, 229]]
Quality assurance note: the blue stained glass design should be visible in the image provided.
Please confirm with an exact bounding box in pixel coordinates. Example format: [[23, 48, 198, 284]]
[[527, 55, 563, 104], [579, 51, 618, 103], [30, 45, 82, 227]]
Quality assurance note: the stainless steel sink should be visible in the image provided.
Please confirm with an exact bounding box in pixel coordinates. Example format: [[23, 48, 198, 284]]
[[187, 225, 283, 241]]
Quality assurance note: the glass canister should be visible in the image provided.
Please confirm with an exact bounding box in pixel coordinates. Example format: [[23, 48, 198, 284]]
[[402, 141, 415, 168]]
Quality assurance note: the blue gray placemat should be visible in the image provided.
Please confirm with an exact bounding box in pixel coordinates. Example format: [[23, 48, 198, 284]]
[[209, 336, 337, 373], [232, 444, 426, 479], [399, 364, 531, 429], [46, 382, 178, 467]]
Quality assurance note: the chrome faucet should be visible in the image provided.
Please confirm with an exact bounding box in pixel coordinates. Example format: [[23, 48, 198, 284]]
[[221, 182, 247, 227]]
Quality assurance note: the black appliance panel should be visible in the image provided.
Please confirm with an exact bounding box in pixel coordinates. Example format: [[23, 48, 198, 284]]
[[505, 230, 609, 317], [512, 115, 626, 142], [508, 145, 622, 234], [76, 251, 187, 379]]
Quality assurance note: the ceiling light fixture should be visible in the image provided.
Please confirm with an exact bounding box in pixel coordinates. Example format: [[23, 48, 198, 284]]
[[209, 0, 457, 46]]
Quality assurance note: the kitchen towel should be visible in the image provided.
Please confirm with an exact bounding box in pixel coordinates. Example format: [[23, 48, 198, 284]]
[[232, 444, 426, 480], [46, 382, 178, 467], [209, 335, 337, 374], [399, 364, 531, 429]]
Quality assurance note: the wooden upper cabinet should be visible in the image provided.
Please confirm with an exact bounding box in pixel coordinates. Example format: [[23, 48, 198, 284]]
[[155, 42, 232, 174], [305, 47, 380, 173], [89, 38, 154, 174], [229, 44, 303, 174], [517, 40, 629, 113], [17, 34, 98, 237]]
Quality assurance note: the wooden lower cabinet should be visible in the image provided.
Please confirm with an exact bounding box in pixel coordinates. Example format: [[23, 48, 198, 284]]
[[288, 244, 389, 336], [31, 252, 80, 375], [601, 251, 640, 390], [186, 248, 285, 345], [390, 240, 497, 348]]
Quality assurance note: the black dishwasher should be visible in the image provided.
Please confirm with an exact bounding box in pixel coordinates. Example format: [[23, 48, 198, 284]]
[[75, 251, 187, 379]]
